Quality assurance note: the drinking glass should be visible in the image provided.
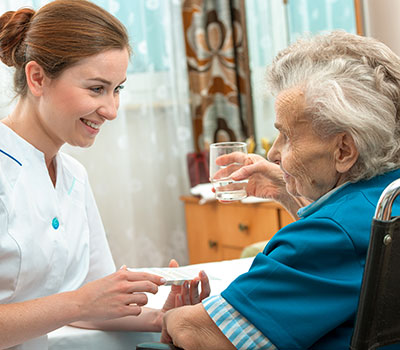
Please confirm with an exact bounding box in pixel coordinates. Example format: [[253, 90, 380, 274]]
[[209, 142, 248, 202]]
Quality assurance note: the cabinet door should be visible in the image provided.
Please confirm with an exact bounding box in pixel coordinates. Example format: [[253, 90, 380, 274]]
[[221, 246, 244, 261], [279, 207, 295, 228], [184, 201, 221, 264], [217, 203, 280, 250]]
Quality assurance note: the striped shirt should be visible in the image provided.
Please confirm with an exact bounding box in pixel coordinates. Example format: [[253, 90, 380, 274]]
[[203, 295, 276, 350]]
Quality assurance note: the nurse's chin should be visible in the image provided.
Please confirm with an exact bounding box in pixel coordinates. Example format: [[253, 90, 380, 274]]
[[67, 138, 97, 149]]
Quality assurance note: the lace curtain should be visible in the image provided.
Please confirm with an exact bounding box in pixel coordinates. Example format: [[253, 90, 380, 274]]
[[0, 0, 193, 268], [245, 0, 357, 151]]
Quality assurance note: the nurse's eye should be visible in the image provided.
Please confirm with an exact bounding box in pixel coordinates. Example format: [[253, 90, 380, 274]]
[[90, 86, 104, 94], [114, 85, 124, 94]]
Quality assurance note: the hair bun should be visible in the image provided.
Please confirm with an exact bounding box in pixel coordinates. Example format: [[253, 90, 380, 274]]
[[0, 8, 35, 67]]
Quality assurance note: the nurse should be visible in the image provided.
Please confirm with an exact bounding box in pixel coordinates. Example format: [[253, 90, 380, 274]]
[[0, 1, 209, 349]]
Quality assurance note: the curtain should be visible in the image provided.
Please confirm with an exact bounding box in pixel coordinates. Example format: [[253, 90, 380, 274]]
[[244, 0, 288, 151], [0, 0, 193, 268], [181, 0, 254, 152], [244, 0, 357, 152]]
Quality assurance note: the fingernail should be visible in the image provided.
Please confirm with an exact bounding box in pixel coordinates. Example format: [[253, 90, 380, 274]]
[[119, 265, 127, 270], [200, 270, 206, 277], [160, 278, 167, 284], [184, 281, 189, 288]]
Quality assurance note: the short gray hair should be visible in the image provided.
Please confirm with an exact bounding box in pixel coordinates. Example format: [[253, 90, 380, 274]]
[[266, 30, 400, 182]]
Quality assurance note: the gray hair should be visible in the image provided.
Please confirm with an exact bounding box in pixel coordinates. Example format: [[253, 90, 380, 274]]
[[266, 30, 400, 182]]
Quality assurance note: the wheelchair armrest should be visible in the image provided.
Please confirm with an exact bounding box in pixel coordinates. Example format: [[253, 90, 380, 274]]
[[136, 342, 184, 350]]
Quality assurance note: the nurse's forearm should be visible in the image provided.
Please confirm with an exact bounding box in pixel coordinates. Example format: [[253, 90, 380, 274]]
[[70, 307, 163, 332], [0, 291, 81, 349], [163, 303, 235, 350]]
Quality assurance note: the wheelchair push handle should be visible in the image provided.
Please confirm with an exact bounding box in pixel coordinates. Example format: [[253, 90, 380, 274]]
[[374, 178, 400, 221]]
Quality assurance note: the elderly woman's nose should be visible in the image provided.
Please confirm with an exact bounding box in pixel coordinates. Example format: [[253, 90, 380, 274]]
[[267, 139, 281, 164]]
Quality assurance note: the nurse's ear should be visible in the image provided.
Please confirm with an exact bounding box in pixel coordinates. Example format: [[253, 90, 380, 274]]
[[25, 61, 47, 97]]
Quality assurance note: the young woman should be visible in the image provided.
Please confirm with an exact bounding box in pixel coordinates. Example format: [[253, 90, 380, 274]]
[[0, 1, 209, 349]]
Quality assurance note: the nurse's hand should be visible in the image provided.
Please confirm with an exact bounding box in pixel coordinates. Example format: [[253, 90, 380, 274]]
[[161, 259, 210, 311], [73, 268, 166, 321]]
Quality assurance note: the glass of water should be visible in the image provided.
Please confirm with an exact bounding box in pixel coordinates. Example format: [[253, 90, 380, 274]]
[[209, 142, 248, 202]]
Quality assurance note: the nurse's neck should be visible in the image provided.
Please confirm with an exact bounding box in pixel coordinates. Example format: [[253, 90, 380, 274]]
[[3, 100, 61, 187]]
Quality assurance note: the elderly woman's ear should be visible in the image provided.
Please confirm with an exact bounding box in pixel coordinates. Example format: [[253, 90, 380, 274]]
[[334, 132, 359, 174]]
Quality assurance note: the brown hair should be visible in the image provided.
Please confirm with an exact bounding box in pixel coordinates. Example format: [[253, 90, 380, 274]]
[[0, 0, 131, 97]]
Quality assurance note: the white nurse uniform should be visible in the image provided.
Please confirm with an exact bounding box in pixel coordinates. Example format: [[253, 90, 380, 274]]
[[0, 123, 115, 350]]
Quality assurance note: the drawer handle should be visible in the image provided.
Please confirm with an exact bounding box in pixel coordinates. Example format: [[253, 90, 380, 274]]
[[208, 240, 218, 248], [238, 223, 249, 232]]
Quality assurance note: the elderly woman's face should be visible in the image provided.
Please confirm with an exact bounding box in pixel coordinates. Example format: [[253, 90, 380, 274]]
[[268, 88, 343, 201]]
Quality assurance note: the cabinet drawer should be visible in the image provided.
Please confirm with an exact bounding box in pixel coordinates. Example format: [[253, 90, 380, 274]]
[[181, 196, 293, 264], [217, 203, 279, 249]]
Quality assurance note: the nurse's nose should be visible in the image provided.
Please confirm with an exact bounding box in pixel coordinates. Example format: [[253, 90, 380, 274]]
[[97, 94, 119, 121]]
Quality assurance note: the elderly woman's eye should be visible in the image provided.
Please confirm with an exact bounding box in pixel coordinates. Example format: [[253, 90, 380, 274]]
[[280, 132, 288, 141]]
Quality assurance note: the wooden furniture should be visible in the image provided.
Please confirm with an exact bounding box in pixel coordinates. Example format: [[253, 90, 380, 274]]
[[181, 196, 294, 264]]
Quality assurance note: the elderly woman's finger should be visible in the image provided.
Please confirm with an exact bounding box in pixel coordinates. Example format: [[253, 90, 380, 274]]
[[212, 163, 244, 181], [189, 279, 200, 304], [215, 151, 247, 166], [199, 271, 211, 300], [181, 281, 191, 305], [168, 259, 179, 268], [174, 293, 183, 308], [231, 161, 267, 181]]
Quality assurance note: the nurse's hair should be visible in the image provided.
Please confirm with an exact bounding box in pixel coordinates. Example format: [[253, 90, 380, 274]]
[[266, 30, 400, 182], [0, 0, 131, 97]]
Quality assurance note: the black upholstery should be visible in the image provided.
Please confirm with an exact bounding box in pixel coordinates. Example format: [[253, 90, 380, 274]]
[[137, 179, 400, 350]]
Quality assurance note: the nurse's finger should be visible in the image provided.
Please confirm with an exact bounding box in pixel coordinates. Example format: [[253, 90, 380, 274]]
[[125, 270, 166, 286], [127, 292, 148, 306], [126, 280, 160, 294]]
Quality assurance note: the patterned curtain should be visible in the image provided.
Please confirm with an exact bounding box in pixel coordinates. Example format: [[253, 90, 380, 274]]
[[182, 0, 254, 152]]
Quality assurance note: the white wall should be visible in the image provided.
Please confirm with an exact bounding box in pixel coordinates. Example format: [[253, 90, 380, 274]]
[[363, 0, 400, 56]]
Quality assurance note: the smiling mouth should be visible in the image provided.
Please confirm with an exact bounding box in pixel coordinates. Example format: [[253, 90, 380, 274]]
[[81, 118, 100, 130]]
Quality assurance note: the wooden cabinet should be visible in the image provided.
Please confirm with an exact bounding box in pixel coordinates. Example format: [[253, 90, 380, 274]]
[[181, 196, 294, 264]]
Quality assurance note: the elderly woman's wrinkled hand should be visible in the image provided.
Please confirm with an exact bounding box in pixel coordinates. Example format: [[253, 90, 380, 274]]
[[161, 259, 210, 312], [215, 152, 287, 201]]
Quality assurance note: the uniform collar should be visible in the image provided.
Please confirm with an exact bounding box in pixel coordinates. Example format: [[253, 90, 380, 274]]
[[0, 122, 46, 166]]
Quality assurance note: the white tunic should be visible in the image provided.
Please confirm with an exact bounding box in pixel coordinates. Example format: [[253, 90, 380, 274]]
[[0, 123, 116, 349]]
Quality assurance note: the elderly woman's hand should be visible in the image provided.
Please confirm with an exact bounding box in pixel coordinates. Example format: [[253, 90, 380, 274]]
[[161, 259, 210, 312], [215, 153, 286, 200], [215, 152, 310, 218]]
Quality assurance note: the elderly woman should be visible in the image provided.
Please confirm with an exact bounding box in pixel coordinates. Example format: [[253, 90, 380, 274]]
[[161, 31, 400, 350]]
